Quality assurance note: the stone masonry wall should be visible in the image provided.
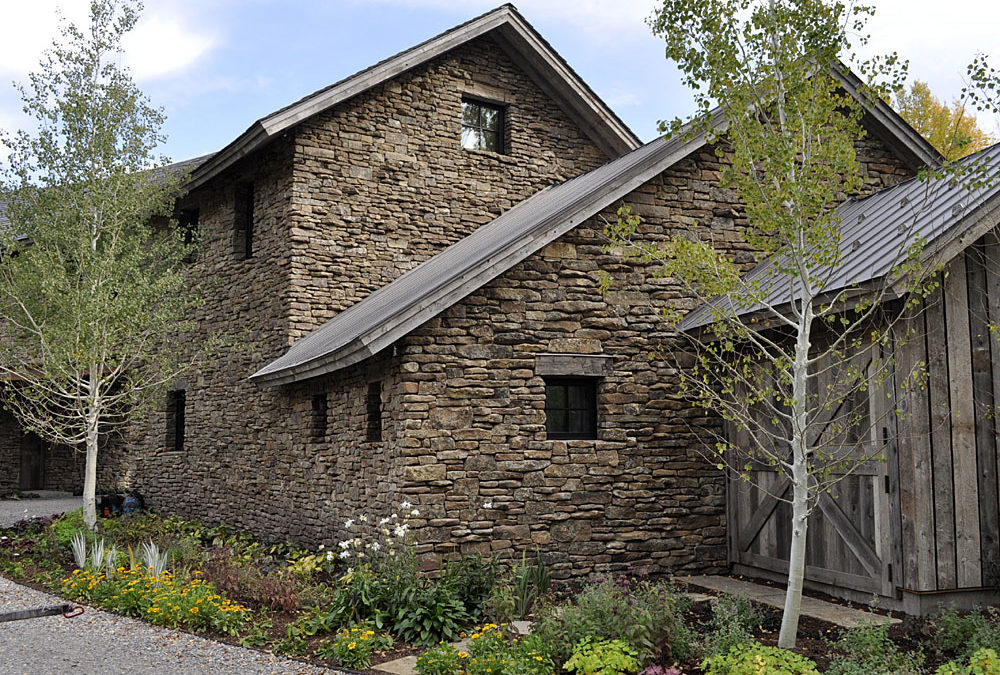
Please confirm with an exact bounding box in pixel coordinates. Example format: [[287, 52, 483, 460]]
[[0, 413, 21, 491], [128, 35, 609, 545], [285, 37, 609, 338], [384, 136, 913, 579]]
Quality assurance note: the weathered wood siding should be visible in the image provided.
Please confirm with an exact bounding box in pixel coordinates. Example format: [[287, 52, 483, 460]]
[[895, 230, 1000, 592]]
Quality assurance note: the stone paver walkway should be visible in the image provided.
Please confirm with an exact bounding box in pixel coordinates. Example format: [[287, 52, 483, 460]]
[[680, 575, 901, 628]]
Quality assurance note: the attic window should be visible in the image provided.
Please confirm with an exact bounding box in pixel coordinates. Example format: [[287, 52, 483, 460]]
[[461, 99, 504, 153]]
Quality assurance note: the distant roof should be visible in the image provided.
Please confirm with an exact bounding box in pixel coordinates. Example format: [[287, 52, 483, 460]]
[[0, 153, 216, 237], [250, 109, 728, 386], [187, 4, 641, 192], [678, 142, 1000, 331]]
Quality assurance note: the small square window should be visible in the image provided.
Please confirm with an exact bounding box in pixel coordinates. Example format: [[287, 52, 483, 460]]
[[461, 99, 504, 153], [366, 381, 383, 442], [544, 378, 597, 440]]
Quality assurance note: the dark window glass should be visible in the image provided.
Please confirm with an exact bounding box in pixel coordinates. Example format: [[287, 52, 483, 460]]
[[461, 100, 504, 153], [366, 381, 382, 442], [166, 390, 186, 452], [178, 208, 199, 261], [545, 378, 597, 440], [234, 182, 254, 259], [311, 393, 328, 440]]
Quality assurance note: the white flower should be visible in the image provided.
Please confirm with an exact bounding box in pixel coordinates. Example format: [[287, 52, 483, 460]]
[[318, 544, 325, 550], [400, 501, 412, 510], [359, 514, 367, 522], [339, 550, 352, 559], [391, 513, 398, 520], [357, 551, 365, 559], [379, 517, 391, 525], [371, 541, 381, 552], [338, 540, 351, 550], [345, 519, 354, 528], [410, 509, 420, 517], [394, 524, 408, 538], [483, 501, 493, 509], [326, 551, 334, 561]]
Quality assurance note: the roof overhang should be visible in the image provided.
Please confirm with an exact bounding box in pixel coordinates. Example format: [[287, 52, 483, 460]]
[[186, 4, 640, 192]]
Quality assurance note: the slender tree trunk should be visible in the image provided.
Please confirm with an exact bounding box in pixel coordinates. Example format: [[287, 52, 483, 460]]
[[82, 366, 100, 530], [778, 298, 813, 648]]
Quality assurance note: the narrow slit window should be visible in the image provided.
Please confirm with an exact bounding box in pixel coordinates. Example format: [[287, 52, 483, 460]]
[[234, 182, 254, 259], [544, 378, 597, 440], [311, 393, 328, 440], [461, 99, 505, 153], [165, 389, 186, 452], [366, 381, 383, 442]]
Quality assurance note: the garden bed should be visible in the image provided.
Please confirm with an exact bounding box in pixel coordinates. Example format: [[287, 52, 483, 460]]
[[0, 508, 997, 674]]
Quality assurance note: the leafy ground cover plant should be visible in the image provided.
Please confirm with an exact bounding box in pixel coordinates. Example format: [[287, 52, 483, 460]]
[[564, 637, 638, 675], [932, 606, 1000, 661], [315, 623, 394, 669], [826, 621, 924, 675], [532, 574, 692, 667], [935, 647, 1000, 675], [415, 642, 466, 675], [61, 567, 248, 635], [704, 593, 765, 657], [701, 642, 821, 675]]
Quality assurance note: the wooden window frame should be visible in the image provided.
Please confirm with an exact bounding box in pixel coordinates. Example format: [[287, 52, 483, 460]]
[[461, 98, 505, 154], [544, 377, 598, 440]]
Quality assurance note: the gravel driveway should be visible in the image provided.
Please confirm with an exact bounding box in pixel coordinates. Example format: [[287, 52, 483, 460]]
[[0, 491, 82, 527], [0, 577, 339, 675]]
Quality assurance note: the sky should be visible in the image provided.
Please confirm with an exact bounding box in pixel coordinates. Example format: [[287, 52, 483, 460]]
[[0, 0, 998, 164]]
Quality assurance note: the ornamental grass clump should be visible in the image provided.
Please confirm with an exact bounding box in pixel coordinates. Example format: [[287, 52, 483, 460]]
[[62, 567, 248, 635]]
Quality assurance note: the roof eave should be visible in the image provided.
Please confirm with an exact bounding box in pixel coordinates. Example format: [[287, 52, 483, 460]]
[[186, 5, 639, 191]]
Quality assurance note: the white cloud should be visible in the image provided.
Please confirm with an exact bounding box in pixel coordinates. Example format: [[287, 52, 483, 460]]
[[0, 0, 215, 82]]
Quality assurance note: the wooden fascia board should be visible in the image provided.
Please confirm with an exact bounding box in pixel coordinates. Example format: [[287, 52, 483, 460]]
[[186, 123, 269, 192], [251, 127, 717, 387], [489, 19, 640, 156]]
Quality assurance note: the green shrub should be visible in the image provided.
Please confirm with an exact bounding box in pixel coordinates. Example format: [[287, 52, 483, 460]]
[[442, 553, 498, 620], [933, 606, 1000, 660], [393, 581, 470, 646], [315, 623, 394, 669], [701, 643, 820, 675], [704, 594, 764, 657], [50, 509, 87, 547], [935, 647, 1000, 675], [415, 642, 464, 675], [564, 637, 638, 675], [826, 621, 923, 675], [532, 575, 691, 667], [462, 624, 554, 675]]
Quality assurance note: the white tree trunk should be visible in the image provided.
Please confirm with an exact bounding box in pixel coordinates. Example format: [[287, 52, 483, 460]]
[[779, 478, 810, 647], [82, 366, 100, 530], [778, 297, 813, 648]]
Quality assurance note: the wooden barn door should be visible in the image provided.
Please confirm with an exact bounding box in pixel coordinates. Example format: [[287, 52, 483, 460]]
[[726, 341, 899, 597]]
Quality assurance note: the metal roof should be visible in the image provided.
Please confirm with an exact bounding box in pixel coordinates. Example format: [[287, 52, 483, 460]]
[[251, 110, 728, 386], [187, 4, 641, 192], [678, 142, 1000, 331]]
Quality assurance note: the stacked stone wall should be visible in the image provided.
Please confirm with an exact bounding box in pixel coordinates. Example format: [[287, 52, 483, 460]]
[[285, 38, 609, 338], [0, 413, 21, 491], [384, 137, 912, 578], [128, 36, 607, 545]]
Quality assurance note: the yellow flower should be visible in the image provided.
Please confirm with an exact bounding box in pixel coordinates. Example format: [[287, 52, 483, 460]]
[[348, 642, 357, 650], [190, 607, 199, 614], [458, 652, 469, 659]]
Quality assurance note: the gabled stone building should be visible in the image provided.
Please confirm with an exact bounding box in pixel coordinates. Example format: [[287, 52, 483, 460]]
[[2, 5, 945, 585]]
